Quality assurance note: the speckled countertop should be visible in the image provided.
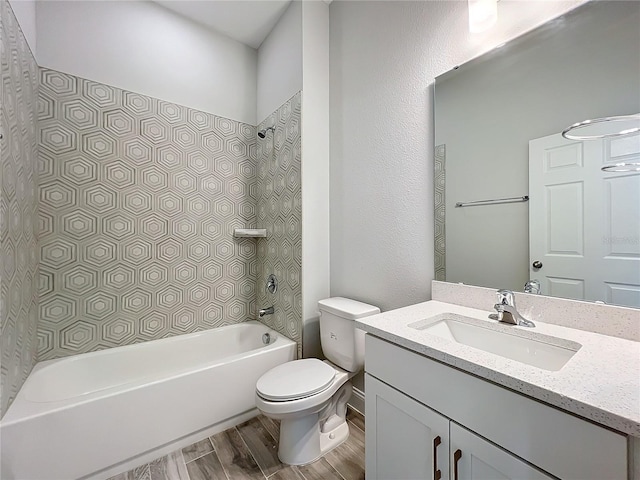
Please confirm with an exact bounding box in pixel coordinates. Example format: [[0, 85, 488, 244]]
[[356, 300, 640, 437]]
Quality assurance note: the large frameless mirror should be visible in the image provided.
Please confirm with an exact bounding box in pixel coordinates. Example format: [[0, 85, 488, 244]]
[[434, 1, 640, 308]]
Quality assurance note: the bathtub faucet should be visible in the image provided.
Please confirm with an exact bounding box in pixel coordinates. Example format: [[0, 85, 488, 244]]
[[258, 306, 274, 317]]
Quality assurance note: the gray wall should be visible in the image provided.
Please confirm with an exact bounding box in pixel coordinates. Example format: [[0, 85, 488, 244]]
[[329, 0, 588, 395], [0, 0, 39, 416], [436, 2, 640, 292], [329, 1, 437, 313]]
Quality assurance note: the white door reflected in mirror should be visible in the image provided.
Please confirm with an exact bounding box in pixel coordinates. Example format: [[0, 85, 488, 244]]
[[528, 132, 640, 308]]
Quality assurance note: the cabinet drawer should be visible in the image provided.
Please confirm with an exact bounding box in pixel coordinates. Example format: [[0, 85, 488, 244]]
[[365, 334, 627, 480]]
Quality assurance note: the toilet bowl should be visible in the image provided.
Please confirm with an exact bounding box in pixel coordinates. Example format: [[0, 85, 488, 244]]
[[255, 297, 380, 465]]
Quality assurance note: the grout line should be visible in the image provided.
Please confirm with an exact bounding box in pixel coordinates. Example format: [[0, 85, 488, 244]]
[[209, 433, 232, 480], [334, 467, 348, 480], [235, 425, 270, 480], [322, 456, 349, 480], [257, 415, 279, 444], [212, 448, 230, 480], [184, 448, 231, 480], [323, 440, 360, 480], [183, 436, 216, 464], [177, 450, 190, 480], [264, 465, 311, 480], [183, 450, 213, 465], [265, 469, 284, 479], [325, 459, 348, 480], [293, 466, 309, 480]]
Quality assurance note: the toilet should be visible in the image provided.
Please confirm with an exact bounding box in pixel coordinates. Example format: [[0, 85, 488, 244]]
[[255, 297, 380, 465]]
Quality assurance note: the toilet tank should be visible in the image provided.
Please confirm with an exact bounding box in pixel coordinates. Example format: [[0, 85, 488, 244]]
[[318, 297, 380, 372]]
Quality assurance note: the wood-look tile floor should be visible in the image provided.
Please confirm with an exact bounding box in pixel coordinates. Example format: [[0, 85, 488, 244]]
[[109, 408, 365, 480]]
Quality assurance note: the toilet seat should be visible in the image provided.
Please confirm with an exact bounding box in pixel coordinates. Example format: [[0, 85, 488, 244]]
[[256, 359, 336, 402]]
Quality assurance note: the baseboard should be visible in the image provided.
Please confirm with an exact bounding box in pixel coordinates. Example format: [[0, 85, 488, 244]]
[[348, 387, 365, 416]]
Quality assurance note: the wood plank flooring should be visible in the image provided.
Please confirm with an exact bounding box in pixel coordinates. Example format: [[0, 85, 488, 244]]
[[108, 408, 365, 480]]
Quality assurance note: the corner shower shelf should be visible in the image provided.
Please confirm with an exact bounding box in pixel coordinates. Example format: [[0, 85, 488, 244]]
[[233, 228, 267, 238]]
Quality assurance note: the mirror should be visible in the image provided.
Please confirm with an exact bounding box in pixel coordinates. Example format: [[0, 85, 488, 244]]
[[434, 2, 640, 308]]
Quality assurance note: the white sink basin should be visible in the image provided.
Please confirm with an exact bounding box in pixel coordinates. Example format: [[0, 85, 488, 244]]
[[409, 314, 580, 371]]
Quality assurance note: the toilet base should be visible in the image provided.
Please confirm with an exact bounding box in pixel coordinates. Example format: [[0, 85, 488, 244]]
[[278, 416, 349, 466]]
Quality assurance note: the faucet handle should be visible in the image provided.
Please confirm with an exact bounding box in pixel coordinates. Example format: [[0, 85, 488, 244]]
[[496, 289, 516, 306], [524, 279, 541, 294], [491, 303, 505, 319]]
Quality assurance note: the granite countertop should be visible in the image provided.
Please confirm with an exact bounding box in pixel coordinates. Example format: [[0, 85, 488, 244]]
[[356, 300, 640, 436]]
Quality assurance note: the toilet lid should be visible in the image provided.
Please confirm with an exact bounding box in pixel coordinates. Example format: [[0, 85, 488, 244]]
[[256, 359, 336, 401]]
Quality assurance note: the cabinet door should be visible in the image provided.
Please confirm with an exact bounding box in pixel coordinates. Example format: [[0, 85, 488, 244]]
[[365, 374, 449, 480], [450, 423, 553, 480]]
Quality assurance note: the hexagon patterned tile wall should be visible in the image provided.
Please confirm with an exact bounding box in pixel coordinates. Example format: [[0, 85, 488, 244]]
[[37, 68, 259, 360], [255, 93, 302, 357], [0, 0, 40, 416]]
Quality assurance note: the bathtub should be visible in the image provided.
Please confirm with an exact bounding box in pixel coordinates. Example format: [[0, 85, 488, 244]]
[[0, 321, 296, 480]]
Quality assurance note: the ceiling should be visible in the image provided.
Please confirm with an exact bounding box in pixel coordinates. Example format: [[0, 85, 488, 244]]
[[156, 1, 292, 49]]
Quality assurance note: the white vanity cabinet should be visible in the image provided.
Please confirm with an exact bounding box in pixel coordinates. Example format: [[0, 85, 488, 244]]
[[365, 374, 449, 480], [450, 422, 553, 480], [366, 375, 553, 480], [364, 334, 628, 480]]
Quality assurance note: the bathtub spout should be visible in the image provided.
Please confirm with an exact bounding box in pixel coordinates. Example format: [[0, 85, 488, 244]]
[[259, 306, 274, 317]]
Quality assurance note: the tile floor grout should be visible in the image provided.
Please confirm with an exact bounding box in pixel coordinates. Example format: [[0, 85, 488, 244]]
[[109, 408, 364, 480], [236, 424, 270, 480], [252, 423, 281, 480], [214, 447, 232, 480], [215, 451, 232, 480], [183, 447, 214, 465], [208, 433, 231, 480]]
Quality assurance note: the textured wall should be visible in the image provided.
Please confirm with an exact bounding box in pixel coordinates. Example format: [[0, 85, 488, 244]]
[[329, 0, 586, 312], [36, 0, 257, 124], [38, 68, 258, 360], [300, 1, 330, 360], [256, 0, 302, 124], [255, 92, 302, 356], [0, 0, 39, 416]]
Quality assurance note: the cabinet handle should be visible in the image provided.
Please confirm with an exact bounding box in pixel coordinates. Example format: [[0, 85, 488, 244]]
[[453, 449, 462, 480], [433, 436, 442, 480]]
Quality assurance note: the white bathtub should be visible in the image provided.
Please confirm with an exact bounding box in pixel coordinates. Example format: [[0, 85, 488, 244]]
[[0, 321, 296, 480]]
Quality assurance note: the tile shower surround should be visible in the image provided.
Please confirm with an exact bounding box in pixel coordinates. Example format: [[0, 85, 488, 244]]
[[37, 68, 264, 359], [434, 144, 446, 282], [0, 0, 40, 416], [254, 93, 302, 357]]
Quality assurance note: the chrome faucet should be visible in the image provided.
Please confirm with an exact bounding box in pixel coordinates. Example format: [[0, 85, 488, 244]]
[[258, 306, 274, 318], [493, 289, 535, 327]]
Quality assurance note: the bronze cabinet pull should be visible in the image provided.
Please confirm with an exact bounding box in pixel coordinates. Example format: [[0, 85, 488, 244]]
[[433, 436, 442, 480], [453, 449, 462, 480]]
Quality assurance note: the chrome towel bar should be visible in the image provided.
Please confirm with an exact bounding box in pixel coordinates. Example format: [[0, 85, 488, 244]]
[[455, 195, 529, 208]]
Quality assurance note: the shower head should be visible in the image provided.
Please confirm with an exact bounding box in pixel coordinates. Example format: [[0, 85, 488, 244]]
[[258, 126, 275, 139]]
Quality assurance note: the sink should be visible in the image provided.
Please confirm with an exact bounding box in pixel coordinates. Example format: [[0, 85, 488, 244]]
[[409, 314, 580, 371]]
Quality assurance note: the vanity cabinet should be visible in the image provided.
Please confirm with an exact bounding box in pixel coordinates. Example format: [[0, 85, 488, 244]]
[[366, 375, 552, 480], [365, 374, 449, 480], [450, 422, 552, 480], [364, 334, 628, 480]]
